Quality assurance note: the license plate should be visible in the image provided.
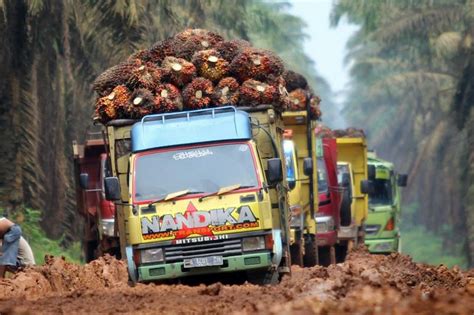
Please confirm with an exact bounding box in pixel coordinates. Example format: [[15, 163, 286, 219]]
[[183, 256, 224, 268]]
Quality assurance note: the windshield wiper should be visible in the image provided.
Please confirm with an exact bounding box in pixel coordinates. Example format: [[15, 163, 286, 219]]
[[198, 184, 255, 202], [148, 189, 203, 207]]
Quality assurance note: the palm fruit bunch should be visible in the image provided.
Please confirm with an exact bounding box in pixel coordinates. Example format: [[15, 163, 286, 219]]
[[239, 79, 281, 108], [173, 29, 224, 60], [288, 88, 307, 111], [93, 60, 141, 97], [154, 84, 183, 112], [215, 39, 251, 62], [146, 37, 179, 64], [127, 62, 169, 91], [161, 56, 197, 87], [283, 70, 308, 92], [315, 124, 335, 138], [333, 128, 366, 138], [182, 78, 214, 110], [230, 47, 284, 82], [94, 85, 131, 122], [192, 49, 229, 82], [129, 88, 156, 118], [309, 94, 322, 120], [212, 77, 240, 106]]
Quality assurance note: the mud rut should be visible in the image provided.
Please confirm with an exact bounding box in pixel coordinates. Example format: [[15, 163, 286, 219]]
[[0, 248, 473, 314]]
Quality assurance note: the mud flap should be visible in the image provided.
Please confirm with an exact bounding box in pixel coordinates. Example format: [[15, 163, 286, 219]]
[[125, 246, 138, 284], [272, 229, 283, 268]]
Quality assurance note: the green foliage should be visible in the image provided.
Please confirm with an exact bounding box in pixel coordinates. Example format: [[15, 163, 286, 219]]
[[401, 204, 468, 269], [1, 208, 82, 264]]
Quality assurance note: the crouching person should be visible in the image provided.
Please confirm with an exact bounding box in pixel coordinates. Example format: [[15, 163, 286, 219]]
[[0, 216, 23, 277]]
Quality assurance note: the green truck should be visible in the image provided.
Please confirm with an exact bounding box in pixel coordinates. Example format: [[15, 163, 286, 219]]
[[364, 152, 407, 253]]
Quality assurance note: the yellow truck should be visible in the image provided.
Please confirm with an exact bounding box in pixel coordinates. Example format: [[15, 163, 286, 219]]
[[100, 105, 291, 284], [335, 137, 371, 261], [282, 110, 319, 267]]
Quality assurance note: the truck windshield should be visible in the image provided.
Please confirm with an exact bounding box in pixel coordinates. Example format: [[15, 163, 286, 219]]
[[369, 179, 393, 205], [283, 140, 296, 182], [317, 157, 328, 193], [134, 143, 259, 202]]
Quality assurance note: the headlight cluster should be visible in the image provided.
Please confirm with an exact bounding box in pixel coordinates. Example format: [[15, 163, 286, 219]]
[[140, 248, 164, 263], [242, 236, 265, 252], [316, 215, 335, 233], [101, 219, 115, 237]]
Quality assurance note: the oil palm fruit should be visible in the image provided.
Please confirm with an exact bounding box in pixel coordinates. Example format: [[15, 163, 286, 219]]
[[212, 77, 240, 106], [174, 29, 224, 60], [154, 84, 183, 112], [94, 85, 131, 123], [161, 56, 197, 87], [182, 77, 214, 110], [127, 62, 168, 91], [230, 48, 284, 82], [288, 88, 307, 111], [215, 39, 251, 62], [283, 70, 308, 92], [129, 88, 155, 118], [147, 37, 178, 64], [192, 49, 229, 82], [93, 60, 141, 96], [239, 79, 281, 109]]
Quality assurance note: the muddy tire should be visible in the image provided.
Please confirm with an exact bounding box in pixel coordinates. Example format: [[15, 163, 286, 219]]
[[303, 234, 318, 267], [340, 190, 352, 226], [83, 240, 98, 263], [247, 269, 279, 285], [290, 242, 304, 266], [335, 242, 348, 263], [318, 246, 332, 267]]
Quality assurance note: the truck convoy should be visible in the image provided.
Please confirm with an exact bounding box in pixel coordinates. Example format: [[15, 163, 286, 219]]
[[365, 152, 407, 253], [97, 106, 291, 284]]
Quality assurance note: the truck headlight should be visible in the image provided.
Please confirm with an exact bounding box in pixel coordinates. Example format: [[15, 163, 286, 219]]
[[140, 248, 164, 263], [316, 215, 334, 233], [242, 236, 265, 251], [101, 219, 115, 237]]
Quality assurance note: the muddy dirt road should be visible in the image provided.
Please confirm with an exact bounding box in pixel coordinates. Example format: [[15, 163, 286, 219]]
[[0, 248, 473, 314]]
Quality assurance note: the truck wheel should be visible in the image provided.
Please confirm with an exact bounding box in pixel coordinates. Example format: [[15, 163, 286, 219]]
[[318, 246, 333, 267], [247, 269, 279, 285], [340, 190, 352, 226], [303, 234, 318, 267], [83, 240, 98, 263], [290, 242, 304, 266], [335, 242, 348, 263]]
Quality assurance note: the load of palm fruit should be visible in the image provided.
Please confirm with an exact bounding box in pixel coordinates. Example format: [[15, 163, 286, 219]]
[[315, 124, 336, 138], [92, 28, 324, 124], [333, 128, 366, 138]]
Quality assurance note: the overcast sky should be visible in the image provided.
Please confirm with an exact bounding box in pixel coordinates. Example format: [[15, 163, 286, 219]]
[[287, 0, 358, 101]]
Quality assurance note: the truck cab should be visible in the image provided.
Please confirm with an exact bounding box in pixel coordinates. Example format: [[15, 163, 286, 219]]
[[365, 152, 407, 253], [335, 137, 370, 261], [104, 106, 291, 284]]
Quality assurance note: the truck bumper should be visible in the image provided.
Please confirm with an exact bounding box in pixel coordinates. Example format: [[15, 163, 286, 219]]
[[365, 238, 398, 254], [138, 252, 272, 282], [316, 231, 337, 247]]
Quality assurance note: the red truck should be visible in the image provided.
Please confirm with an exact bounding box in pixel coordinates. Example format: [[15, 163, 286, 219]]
[[315, 137, 342, 266], [72, 130, 119, 262]]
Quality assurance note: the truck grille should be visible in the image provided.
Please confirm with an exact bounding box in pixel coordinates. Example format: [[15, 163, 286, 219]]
[[365, 224, 381, 236], [164, 239, 242, 263]]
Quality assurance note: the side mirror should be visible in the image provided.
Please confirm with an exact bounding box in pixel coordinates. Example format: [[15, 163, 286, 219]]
[[303, 157, 313, 176], [267, 158, 283, 185], [368, 165, 376, 180], [288, 180, 296, 190], [79, 173, 89, 190], [341, 173, 351, 187], [360, 179, 373, 194], [104, 177, 121, 201], [397, 174, 408, 187]]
